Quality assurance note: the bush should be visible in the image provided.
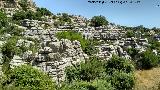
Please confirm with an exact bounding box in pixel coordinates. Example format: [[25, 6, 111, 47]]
[[126, 30, 135, 38], [19, 0, 28, 11], [137, 50, 160, 69], [60, 79, 114, 90], [0, 25, 24, 36], [126, 48, 139, 60], [2, 65, 56, 90], [12, 11, 26, 21], [1, 37, 18, 74], [37, 7, 52, 16], [0, 11, 8, 29], [65, 57, 105, 82], [110, 71, 135, 90], [59, 13, 71, 23], [105, 56, 135, 90], [1, 36, 29, 74], [105, 56, 135, 75]]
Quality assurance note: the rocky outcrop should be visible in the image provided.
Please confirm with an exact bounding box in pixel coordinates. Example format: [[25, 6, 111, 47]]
[[32, 38, 88, 84], [96, 44, 131, 60]]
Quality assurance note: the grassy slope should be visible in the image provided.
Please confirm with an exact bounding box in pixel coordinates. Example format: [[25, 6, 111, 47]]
[[134, 67, 160, 90]]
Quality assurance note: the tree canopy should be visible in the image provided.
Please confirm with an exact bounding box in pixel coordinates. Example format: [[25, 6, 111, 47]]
[[91, 15, 108, 27]]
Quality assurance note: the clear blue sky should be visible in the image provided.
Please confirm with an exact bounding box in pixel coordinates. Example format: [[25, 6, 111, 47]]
[[33, 0, 160, 28]]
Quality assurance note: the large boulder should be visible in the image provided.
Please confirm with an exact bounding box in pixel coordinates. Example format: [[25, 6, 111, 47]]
[[10, 55, 26, 68]]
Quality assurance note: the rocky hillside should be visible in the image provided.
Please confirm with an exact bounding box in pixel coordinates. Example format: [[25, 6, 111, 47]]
[[0, 0, 36, 17], [0, 0, 160, 90]]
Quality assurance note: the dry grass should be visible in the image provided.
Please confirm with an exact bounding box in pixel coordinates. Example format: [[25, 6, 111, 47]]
[[134, 67, 160, 90]]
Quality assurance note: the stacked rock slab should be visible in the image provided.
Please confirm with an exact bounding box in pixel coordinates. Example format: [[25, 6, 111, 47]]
[[21, 19, 88, 84], [33, 38, 88, 84]]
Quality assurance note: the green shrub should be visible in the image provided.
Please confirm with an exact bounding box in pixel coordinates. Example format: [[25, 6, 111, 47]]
[[105, 56, 135, 90], [110, 71, 135, 90], [12, 11, 26, 21], [13, 9, 53, 22], [0, 25, 24, 36], [19, 0, 28, 11], [2, 65, 56, 90], [0, 11, 8, 29], [65, 57, 105, 82], [90, 15, 108, 27], [126, 30, 135, 38], [137, 50, 160, 69], [37, 7, 52, 16], [60, 79, 114, 90], [126, 48, 139, 60], [1, 36, 29, 74], [59, 13, 71, 23], [105, 56, 135, 75]]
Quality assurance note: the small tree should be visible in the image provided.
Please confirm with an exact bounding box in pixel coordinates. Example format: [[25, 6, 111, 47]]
[[91, 15, 108, 27]]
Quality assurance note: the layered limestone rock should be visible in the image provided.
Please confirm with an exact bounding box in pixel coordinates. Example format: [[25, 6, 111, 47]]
[[96, 44, 131, 60], [32, 38, 88, 83], [10, 55, 27, 68]]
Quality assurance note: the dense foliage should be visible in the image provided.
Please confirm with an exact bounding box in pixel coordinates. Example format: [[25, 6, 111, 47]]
[[65, 56, 135, 90], [12, 8, 53, 22], [91, 15, 108, 27], [110, 71, 135, 90], [1, 65, 56, 90], [1, 37, 18, 74], [105, 56, 135, 90], [105, 56, 135, 74], [126, 30, 135, 38], [19, 0, 28, 11], [137, 50, 160, 69], [60, 79, 114, 90], [59, 13, 71, 23], [0, 25, 24, 36], [37, 7, 52, 16], [0, 11, 8, 29], [127, 48, 139, 60], [65, 57, 105, 82]]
